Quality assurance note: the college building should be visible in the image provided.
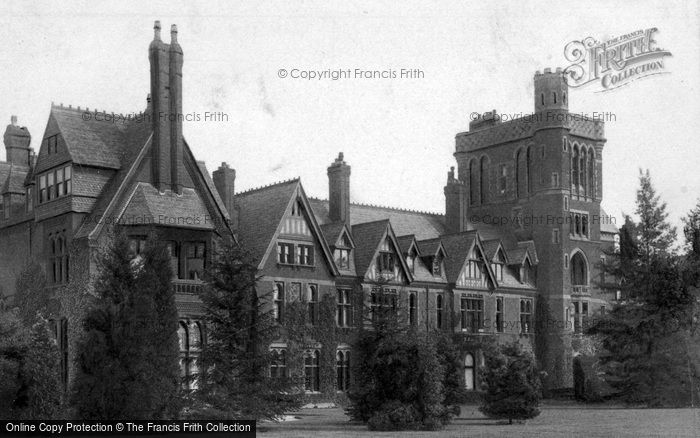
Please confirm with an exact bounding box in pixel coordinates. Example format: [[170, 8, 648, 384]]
[[0, 22, 617, 399]]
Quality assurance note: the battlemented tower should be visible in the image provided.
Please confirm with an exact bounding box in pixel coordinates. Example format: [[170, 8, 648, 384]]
[[448, 68, 610, 389]]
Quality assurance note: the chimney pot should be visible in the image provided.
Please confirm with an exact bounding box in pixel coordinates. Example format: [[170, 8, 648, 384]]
[[154, 20, 161, 40], [10, 115, 17, 126]]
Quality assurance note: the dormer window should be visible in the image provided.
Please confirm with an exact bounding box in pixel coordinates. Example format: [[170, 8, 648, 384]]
[[491, 263, 503, 281], [334, 233, 352, 270], [46, 135, 59, 155], [377, 251, 394, 273], [432, 255, 442, 276]]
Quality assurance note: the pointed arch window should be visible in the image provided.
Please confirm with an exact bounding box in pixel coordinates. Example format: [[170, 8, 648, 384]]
[[515, 149, 522, 198], [526, 146, 533, 194], [464, 353, 475, 390], [572, 146, 579, 194], [469, 159, 478, 205], [304, 350, 321, 392], [480, 156, 489, 204], [571, 252, 588, 286], [409, 293, 417, 326], [588, 149, 595, 199], [336, 350, 351, 392], [436, 294, 443, 329]]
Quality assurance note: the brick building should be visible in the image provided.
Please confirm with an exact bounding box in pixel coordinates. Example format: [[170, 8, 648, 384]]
[[0, 23, 616, 397]]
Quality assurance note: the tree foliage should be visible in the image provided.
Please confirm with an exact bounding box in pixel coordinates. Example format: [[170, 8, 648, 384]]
[[591, 170, 698, 406], [190, 241, 301, 421], [480, 342, 540, 424], [72, 231, 180, 419], [0, 309, 63, 419], [347, 300, 462, 431]]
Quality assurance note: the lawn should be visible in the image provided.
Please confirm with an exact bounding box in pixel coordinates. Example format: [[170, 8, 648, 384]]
[[259, 402, 700, 437]]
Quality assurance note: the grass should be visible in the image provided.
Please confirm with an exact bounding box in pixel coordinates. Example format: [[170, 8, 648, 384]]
[[259, 401, 700, 437]]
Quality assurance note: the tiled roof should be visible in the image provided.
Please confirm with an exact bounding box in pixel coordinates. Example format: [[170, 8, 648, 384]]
[[351, 220, 390, 277], [119, 183, 214, 230], [235, 179, 300, 266], [482, 239, 501, 261], [320, 222, 346, 247], [396, 234, 418, 255], [439, 231, 478, 283], [38, 105, 129, 172], [73, 113, 152, 239], [517, 241, 538, 264], [599, 208, 619, 234], [416, 237, 443, 257], [309, 199, 446, 240], [1, 164, 28, 195]]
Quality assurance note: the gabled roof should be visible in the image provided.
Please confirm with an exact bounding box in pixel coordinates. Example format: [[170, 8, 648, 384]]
[[396, 234, 420, 256], [36, 105, 128, 173], [310, 199, 446, 240], [416, 237, 447, 259], [508, 241, 538, 265], [320, 222, 355, 249], [439, 231, 478, 283], [235, 179, 300, 266], [351, 219, 413, 282], [1, 164, 28, 195], [440, 231, 497, 287], [74, 117, 153, 239], [119, 183, 214, 230], [236, 179, 338, 275], [483, 239, 509, 264]]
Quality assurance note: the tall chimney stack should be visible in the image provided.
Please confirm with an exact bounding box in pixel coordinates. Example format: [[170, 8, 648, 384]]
[[213, 162, 236, 228], [327, 152, 351, 223], [4, 116, 31, 166], [444, 166, 468, 233], [148, 20, 184, 193]]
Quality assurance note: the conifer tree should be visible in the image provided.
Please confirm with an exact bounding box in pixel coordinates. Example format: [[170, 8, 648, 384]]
[[191, 241, 300, 421], [480, 342, 541, 424], [590, 171, 697, 406], [72, 231, 179, 419]]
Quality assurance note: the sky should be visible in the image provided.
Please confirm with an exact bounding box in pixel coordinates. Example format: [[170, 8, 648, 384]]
[[0, 1, 698, 241]]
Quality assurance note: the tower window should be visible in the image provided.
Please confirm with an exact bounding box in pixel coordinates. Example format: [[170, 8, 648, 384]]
[[553, 92, 557, 104], [541, 93, 544, 106], [498, 164, 507, 195]]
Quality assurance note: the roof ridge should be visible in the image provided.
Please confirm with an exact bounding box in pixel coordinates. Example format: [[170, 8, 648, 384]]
[[308, 196, 443, 216], [235, 177, 300, 196], [351, 218, 390, 228], [51, 102, 117, 114]]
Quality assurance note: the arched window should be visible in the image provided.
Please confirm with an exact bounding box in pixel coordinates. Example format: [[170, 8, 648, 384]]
[[563, 92, 567, 104], [469, 159, 478, 205], [464, 353, 475, 390], [304, 350, 320, 392], [580, 148, 587, 196], [50, 234, 69, 284], [189, 322, 202, 351], [571, 252, 588, 285], [526, 146, 533, 194], [588, 148, 595, 199], [336, 350, 351, 392], [480, 156, 489, 204], [515, 149, 522, 198], [409, 293, 416, 326], [553, 91, 557, 104], [540, 93, 544, 106], [572, 145, 579, 194], [436, 295, 443, 329], [178, 322, 188, 352], [270, 349, 287, 378]]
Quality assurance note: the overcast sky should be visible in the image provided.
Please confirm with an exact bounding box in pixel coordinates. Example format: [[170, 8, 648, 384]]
[[1, 1, 698, 241]]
